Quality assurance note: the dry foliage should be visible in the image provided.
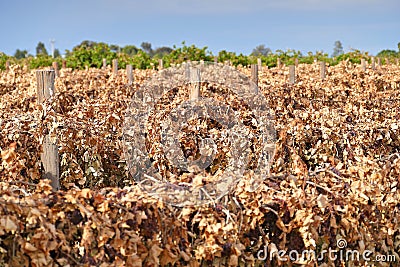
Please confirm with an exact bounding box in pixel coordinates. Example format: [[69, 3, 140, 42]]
[[0, 62, 400, 266]]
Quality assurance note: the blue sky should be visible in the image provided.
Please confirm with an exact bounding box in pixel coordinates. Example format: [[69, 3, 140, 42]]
[[1, 0, 399, 56]]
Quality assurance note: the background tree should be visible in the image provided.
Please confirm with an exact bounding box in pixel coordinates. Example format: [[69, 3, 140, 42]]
[[36, 42, 48, 56], [153, 46, 173, 57], [141, 42, 153, 56], [14, 49, 29, 59], [251, 44, 272, 56], [76, 40, 97, 50], [332, 40, 344, 57], [376, 49, 398, 58], [110, 44, 120, 54], [53, 49, 61, 58], [121, 45, 139, 56]]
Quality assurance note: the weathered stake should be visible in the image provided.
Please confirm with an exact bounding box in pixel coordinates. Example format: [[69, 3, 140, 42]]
[[277, 58, 282, 69], [5, 60, 10, 71], [257, 58, 262, 71], [36, 70, 55, 103], [102, 58, 107, 69], [62, 60, 67, 69], [371, 57, 376, 70], [295, 58, 299, 67], [158, 59, 163, 70], [188, 67, 201, 100], [112, 59, 118, 75], [361, 58, 366, 71], [377, 57, 381, 66], [251, 64, 258, 86], [320, 61, 326, 80], [214, 56, 218, 64], [41, 135, 60, 190], [52, 61, 59, 77], [289, 65, 295, 84], [126, 64, 133, 85], [36, 70, 59, 191], [385, 58, 390, 65]]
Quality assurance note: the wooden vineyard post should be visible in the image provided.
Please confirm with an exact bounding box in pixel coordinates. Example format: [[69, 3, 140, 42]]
[[257, 58, 262, 71], [102, 58, 107, 70], [5, 60, 10, 71], [251, 64, 258, 86], [36, 70, 55, 103], [36, 70, 59, 191], [277, 58, 282, 69], [295, 58, 299, 67], [377, 57, 381, 67], [112, 59, 118, 76], [188, 66, 201, 100], [62, 60, 67, 69], [214, 56, 218, 64], [126, 64, 133, 85], [361, 58, 366, 71], [320, 61, 326, 80], [385, 58, 390, 65], [52, 61, 59, 77], [289, 65, 295, 84], [371, 57, 375, 70], [158, 59, 163, 70]]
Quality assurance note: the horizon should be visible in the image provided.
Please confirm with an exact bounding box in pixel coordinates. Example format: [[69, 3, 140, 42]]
[[3, 39, 397, 58], [1, 0, 399, 57]]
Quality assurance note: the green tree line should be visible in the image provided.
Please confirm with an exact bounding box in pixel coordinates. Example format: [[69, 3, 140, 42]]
[[1, 40, 399, 70]]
